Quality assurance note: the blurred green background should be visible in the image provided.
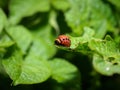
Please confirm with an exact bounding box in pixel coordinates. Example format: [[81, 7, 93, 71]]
[[0, 0, 120, 90]]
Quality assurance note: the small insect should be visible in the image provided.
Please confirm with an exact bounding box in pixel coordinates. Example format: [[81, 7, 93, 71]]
[[54, 35, 71, 47]]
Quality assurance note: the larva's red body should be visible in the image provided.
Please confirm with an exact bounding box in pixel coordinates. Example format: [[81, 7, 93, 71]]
[[55, 35, 71, 47]]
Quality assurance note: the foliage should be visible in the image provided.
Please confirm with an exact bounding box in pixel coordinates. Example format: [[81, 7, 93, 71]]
[[0, 0, 120, 90]]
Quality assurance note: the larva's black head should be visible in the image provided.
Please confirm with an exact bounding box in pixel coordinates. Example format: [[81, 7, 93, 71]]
[[54, 39, 61, 46]]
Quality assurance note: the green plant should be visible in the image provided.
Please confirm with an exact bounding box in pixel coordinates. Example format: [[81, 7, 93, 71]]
[[0, 0, 120, 90]]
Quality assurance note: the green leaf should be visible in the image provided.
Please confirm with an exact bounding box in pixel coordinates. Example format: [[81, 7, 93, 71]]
[[0, 32, 15, 53], [28, 38, 51, 60], [0, 8, 7, 33], [0, 33, 14, 49], [0, 41, 14, 53], [2, 48, 51, 85], [49, 58, 79, 83], [80, 27, 95, 42], [93, 54, 120, 75], [51, 0, 70, 11], [49, 11, 60, 34], [5, 25, 32, 54], [30, 25, 56, 59], [9, 0, 50, 24], [14, 55, 51, 85], [88, 36, 119, 57], [65, 0, 116, 38], [2, 49, 23, 81], [68, 27, 94, 53], [88, 36, 120, 75], [0, 41, 14, 48]]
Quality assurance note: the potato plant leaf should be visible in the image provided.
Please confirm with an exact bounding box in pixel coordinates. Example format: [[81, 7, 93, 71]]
[[65, 0, 116, 38], [5, 25, 32, 54], [89, 36, 120, 75], [30, 25, 56, 59], [14, 55, 51, 85], [9, 0, 50, 24], [51, 0, 70, 11], [49, 58, 80, 83], [2, 49, 23, 81], [2, 48, 51, 85], [93, 54, 120, 75]]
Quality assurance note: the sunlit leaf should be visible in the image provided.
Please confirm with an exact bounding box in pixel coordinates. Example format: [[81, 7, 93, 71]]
[[14, 55, 51, 85], [2, 49, 23, 81], [65, 0, 116, 38], [30, 25, 56, 59], [5, 25, 32, 54], [89, 36, 120, 75], [93, 54, 120, 75]]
